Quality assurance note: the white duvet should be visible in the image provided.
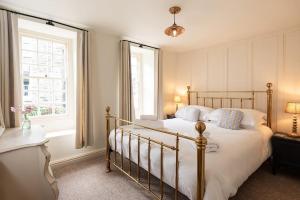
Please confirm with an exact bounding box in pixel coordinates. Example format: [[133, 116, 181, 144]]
[[109, 118, 272, 200]]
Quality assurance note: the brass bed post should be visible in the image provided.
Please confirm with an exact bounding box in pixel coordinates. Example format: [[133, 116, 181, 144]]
[[195, 121, 207, 200], [266, 83, 273, 128], [187, 86, 191, 105], [105, 106, 111, 172]]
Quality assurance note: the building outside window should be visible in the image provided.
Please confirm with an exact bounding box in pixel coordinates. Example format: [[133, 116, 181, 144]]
[[19, 19, 77, 132]]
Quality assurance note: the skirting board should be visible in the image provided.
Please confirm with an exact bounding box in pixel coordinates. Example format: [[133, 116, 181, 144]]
[[50, 148, 106, 170]]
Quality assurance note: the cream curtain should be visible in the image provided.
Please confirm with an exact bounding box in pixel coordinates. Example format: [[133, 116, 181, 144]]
[[75, 30, 93, 148], [0, 10, 21, 128], [156, 49, 164, 119], [119, 41, 133, 121]]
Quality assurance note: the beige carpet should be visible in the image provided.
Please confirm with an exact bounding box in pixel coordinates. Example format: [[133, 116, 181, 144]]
[[54, 157, 300, 200]]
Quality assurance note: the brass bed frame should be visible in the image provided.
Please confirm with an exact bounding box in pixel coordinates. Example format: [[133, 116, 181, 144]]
[[105, 83, 273, 200]]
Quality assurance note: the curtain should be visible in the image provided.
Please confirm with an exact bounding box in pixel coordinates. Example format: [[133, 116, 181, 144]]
[[156, 49, 164, 119], [0, 10, 21, 128], [119, 41, 133, 121], [75, 30, 93, 148]]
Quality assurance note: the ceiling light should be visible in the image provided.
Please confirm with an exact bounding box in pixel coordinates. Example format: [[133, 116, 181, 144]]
[[165, 6, 185, 37]]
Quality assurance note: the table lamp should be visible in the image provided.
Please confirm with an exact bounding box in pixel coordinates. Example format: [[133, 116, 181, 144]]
[[285, 102, 300, 136], [174, 95, 181, 111]]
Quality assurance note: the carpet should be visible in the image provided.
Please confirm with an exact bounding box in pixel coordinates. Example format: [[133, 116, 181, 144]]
[[54, 158, 300, 200]]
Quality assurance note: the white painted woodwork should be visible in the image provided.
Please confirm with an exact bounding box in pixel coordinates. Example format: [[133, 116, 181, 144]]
[[207, 47, 227, 91], [171, 27, 300, 133], [0, 126, 58, 200]]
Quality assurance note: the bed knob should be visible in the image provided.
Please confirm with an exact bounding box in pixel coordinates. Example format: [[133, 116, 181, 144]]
[[105, 106, 111, 115], [266, 82, 272, 88], [195, 121, 206, 135]]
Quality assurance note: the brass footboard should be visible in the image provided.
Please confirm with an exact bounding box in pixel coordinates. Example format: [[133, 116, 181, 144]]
[[105, 106, 207, 200]]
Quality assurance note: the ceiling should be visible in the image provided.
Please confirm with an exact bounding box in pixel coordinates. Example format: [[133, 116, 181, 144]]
[[1, 0, 300, 52]]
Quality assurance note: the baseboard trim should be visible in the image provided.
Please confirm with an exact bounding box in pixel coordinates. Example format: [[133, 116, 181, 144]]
[[50, 148, 106, 170]]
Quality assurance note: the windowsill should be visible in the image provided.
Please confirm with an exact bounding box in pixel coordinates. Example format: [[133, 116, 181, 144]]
[[46, 129, 75, 139]]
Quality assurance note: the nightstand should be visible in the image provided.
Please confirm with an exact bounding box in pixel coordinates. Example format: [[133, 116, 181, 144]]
[[166, 114, 176, 119], [271, 132, 300, 174]]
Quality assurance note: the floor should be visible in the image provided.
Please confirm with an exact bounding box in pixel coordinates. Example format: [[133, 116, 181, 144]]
[[54, 157, 300, 200]]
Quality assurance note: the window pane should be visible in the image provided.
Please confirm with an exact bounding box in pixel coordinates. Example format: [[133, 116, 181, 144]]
[[23, 90, 38, 104], [53, 42, 65, 55], [22, 51, 37, 64], [24, 78, 38, 90], [38, 39, 52, 53], [39, 91, 52, 104], [22, 36, 37, 51], [21, 34, 69, 118], [54, 104, 66, 114], [22, 64, 30, 77], [39, 106, 53, 116], [30, 65, 47, 77], [53, 80, 66, 91], [54, 92, 66, 103], [53, 54, 64, 67], [39, 79, 52, 91], [49, 67, 65, 78], [38, 53, 52, 66], [26, 106, 38, 117], [130, 46, 157, 119]]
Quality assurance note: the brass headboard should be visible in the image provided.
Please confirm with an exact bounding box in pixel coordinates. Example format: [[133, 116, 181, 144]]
[[187, 83, 273, 128]]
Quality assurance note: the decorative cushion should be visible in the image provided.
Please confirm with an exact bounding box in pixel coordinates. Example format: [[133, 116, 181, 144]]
[[217, 109, 244, 130]]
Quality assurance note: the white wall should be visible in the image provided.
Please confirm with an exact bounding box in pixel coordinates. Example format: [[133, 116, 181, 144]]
[[168, 27, 300, 133], [47, 30, 120, 161]]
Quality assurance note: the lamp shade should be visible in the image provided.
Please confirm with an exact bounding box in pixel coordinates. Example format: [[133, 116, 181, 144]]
[[174, 95, 181, 103], [165, 24, 185, 37], [285, 102, 300, 114]]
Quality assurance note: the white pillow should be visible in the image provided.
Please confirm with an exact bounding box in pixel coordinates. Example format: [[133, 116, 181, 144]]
[[239, 109, 266, 127], [191, 105, 214, 121], [175, 105, 214, 121], [205, 108, 266, 127], [175, 106, 201, 122], [183, 107, 201, 122], [204, 109, 221, 123], [175, 107, 186, 118]]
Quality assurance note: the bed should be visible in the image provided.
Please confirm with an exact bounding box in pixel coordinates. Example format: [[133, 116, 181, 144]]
[[104, 83, 273, 200]]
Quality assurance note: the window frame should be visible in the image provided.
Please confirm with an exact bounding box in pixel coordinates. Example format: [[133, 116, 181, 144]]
[[19, 29, 75, 122], [130, 45, 158, 119]]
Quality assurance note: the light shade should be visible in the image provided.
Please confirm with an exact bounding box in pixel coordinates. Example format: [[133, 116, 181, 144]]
[[285, 102, 300, 114], [165, 24, 185, 37], [174, 95, 181, 103]]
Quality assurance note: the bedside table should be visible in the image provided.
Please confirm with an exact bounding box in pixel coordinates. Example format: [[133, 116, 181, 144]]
[[271, 132, 300, 174], [166, 114, 176, 119]]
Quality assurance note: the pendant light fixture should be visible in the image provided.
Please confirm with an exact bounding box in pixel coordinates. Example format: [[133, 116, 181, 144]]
[[165, 6, 185, 37]]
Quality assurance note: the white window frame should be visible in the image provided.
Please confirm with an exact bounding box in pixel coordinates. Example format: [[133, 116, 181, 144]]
[[19, 29, 75, 130], [130, 45, 158, 119]]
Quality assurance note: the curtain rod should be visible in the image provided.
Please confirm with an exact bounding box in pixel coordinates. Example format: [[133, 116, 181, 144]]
[[0, 7, 88, 32], [122, 40, 160, 50]]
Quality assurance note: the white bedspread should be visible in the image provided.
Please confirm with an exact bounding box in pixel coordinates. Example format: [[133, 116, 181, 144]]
[[109, 118, 272, 200]]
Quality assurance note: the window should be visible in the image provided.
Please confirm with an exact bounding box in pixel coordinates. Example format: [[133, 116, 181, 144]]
[[18, 18, 77, 132], [21, 34, 68, 117], [130, 45, 158, 119]]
